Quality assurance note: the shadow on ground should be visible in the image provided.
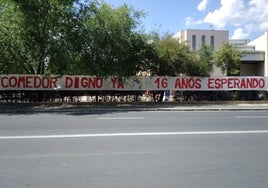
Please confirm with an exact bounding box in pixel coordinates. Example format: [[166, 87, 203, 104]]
[[0, 102, 174, 116], [1, 101, 268, 116]]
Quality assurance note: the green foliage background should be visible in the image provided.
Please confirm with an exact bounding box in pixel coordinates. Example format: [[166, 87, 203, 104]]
[[0, 0, 240, 77]]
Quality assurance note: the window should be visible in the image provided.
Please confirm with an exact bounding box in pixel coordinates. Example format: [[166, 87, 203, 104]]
[[210, 36, 215, 50], [202, 35, 206, 45], [192, 35, 196, 50]]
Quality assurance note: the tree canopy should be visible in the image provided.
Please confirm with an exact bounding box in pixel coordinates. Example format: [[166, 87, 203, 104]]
[[0, 0, 79, 74], [0, 0, 241, 78], [214, 42, 242, 76], [148, 34, 215, 77], [0, 0, 152, 76], [77, 2, 151, 77]]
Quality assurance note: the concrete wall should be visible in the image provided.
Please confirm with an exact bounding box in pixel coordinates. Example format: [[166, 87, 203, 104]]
[[248, 32, 268, 76], [174, 29, 228, 76], [240, 62, 264, 76], [174, 29, 229, 51]]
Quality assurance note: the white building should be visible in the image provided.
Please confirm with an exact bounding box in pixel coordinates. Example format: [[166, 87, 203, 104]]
[[230, 39, 265, 76], [173, 29, 229, 76], [173, 29, 229, 51], [244, 32, 268, 76], [174, 29, 268, 77]]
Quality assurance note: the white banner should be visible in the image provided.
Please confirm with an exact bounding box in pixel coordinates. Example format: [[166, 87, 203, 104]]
[[0, 75, 267, 91]]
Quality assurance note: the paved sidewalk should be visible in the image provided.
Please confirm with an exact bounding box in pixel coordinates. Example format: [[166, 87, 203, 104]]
[[164, 103, 268, 111], [1, 102, 268, 114]]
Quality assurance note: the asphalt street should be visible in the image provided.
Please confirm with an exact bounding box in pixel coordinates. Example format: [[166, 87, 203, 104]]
[[1, 111, 268, 187]]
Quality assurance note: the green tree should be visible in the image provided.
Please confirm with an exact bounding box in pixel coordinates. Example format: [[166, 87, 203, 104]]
[[0, 0, 88, 75], [147, 34, 215, 77], [0, 0, 150, 76], [149, 34, 193, 76], [0, 1, 26, 73], [195, 44, 214, 76], [215, 42, 242, 76], [79, 2, 149, 77]]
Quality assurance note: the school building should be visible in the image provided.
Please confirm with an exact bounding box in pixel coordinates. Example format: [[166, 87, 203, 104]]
[[173, 29, 268, 77]]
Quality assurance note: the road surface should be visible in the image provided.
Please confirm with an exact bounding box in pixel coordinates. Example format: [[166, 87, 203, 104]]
[[1, 111, 268, 187]]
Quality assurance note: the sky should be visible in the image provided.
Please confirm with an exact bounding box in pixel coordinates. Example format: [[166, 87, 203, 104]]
[[104, 0, 268, 41]]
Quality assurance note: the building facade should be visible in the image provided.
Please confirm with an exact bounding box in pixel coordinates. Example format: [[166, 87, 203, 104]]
[[230, 39, 265, 76], [173, 29, 229, 76], [245, 32, 268, 76], [174, 29, 268, 77], [173, 29, 229, 51]]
